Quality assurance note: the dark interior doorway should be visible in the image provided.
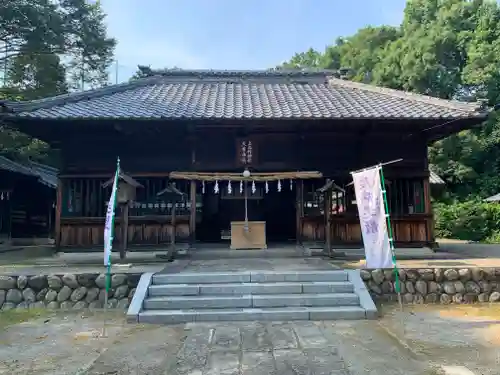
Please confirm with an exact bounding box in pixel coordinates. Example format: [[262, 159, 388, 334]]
[[197, 187, 296, 243]]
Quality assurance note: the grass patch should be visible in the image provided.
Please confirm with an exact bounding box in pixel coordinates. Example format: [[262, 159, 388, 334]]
[[0, 309, 51, 330]]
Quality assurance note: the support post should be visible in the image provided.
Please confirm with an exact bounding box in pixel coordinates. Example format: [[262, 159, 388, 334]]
[[296, 180, 304, 245], [189, 180, 196, 245], [55, 178, 62, 250], [423, 175, 434, 246], [324, 187, 332, 256], [119, 203, 129, 260]]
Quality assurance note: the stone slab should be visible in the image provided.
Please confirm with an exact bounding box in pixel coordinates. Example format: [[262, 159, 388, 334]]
[[308, 306, 367, 320], [241, 351, 276, 375], [250, 270, 348, 283], [346, 269, 378, 319], [252, 293, 359, 308], [144, 295, 252, 310], [148, 284, 200, 296], [301, 281, 354, 294], [126, 272, 153, 323], [153, 272, 251, 284]]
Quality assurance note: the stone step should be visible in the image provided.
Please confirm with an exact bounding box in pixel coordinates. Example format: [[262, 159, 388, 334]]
[[138, 306, 368, 324], [143, 293, 359, 310], [148, 281, 354, 297], [152, 270, 348, 285]]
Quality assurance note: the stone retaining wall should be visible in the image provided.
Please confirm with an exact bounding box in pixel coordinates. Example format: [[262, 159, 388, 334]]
[[361, 268, 500, 304], [0, 273, 140, 311]]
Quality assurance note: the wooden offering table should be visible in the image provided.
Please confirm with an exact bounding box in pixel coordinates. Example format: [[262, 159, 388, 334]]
[[230, 221, 267, 249]]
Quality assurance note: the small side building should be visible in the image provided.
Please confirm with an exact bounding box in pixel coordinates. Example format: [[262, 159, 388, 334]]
[[0, 156, 57, 244]]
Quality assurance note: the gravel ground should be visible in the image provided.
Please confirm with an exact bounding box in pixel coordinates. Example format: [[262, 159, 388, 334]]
[[0, 306, 498, 375]]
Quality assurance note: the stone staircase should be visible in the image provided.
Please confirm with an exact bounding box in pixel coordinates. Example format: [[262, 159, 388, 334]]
[[127, 269, 377, 324]]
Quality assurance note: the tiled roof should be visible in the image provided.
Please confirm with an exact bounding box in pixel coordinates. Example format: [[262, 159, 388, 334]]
[[0, 156, 57, 188], [0, 70, 489, 120]]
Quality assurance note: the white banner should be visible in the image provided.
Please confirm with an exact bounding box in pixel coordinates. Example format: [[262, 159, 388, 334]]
[[352, 166, 392, 268], [104, 167, 119, 266]]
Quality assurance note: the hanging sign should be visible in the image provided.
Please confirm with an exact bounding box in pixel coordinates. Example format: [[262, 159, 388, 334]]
[[351, 166, 392, 268]]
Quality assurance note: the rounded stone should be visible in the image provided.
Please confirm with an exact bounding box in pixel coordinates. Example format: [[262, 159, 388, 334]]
[[16, 301, 29, 310], [454, 281, 465, 294], [415, 280, 428, 295], [371, 269, 385, 284], [113, 285, 129, 300], [458, 269, 471, 282], [77, 274, 97, 288], [478, 281, 491, 293], [489, 291, 500, 302], [444, 269, 459, 281], [405, 281, 415, 294], [17, 275, 28, 289], [85, 288, 100, 303], [127, 274, 141, 287], [453, 293, 464, 303], [98, 289, 114, 302], [60, 301, 74, 310], [111, 274, 127, 287], [465, 281, 481, 295], [413, 294, 424, 304], [28, 275, 48, 290], [47, 275, 63, 290], [428, 281, 440, 294], [434, 268, 444, 282], [62, 274, 79, 289], [57, 286, 72, 302], [483, 268, 496, 281], [443, 282, 456, 295], [425, 293, 439, 303], [478, 292, 490, 303], [0, 290, 5, 306], [398, 269, 407, 282], [1, 302, 16, 310], [418, 269, 434, 281], [128, 288, 136, 299], [106, 298, 118, 308], [403, 293, 414, 303], [46, 301, 59, 309], [406, 270, 419, 281], [70, 287, 88, 302], [360, 269, 371, 281], [36, 288, 48, 301], [117, 298, 130, 309], [463, 293, 476, 303], [368, 281, 382, 294], [22, 288, 36, 303], [471, 268, 484, 282], [6, 289, 23, 303], [381, 281, 393, 294], [45, 289, 58, 302], [29, 301, 45, 309], [440, 294, 452, 304], [0, 276, 16, 289], [73, 301, 88, 310], [383, 270, 394, 281], [95, 274, 106, 288], [89, 300, 103, 310]]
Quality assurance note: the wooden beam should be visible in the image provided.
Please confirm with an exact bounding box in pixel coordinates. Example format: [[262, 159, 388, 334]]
[[423, 175, 434, 243], [55, 178, 62, 250], [296, 180, 304, 245]]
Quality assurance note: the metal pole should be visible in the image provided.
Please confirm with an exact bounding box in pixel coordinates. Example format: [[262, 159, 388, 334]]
[[244, 180, 248, 232], [350, 158, 403, 175]]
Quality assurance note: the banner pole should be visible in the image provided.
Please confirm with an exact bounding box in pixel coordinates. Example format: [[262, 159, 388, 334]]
[[378, 165, 403, 311], [102, 157, 120, 338]]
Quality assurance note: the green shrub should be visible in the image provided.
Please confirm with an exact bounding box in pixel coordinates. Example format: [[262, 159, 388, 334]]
[[434, 200, 500, 242]]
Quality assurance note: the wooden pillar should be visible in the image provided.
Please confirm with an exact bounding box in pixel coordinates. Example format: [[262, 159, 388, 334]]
[[55, 178, 62, 250], [324, 188, 332, 255], [296, 180, 304, 245], [423, 176, 434, 244], [190, 144, 197, 245], [119, 203, 129, 259]]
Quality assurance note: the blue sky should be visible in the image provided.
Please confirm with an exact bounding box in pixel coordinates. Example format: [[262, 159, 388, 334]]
[[100, 0, 408, 83]]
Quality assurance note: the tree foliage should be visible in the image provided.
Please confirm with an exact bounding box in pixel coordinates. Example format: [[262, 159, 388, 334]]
[[0, 0, 115, 163], [281, 0, 500, 202]]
